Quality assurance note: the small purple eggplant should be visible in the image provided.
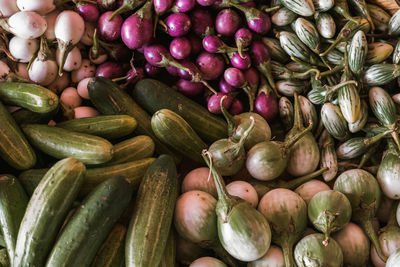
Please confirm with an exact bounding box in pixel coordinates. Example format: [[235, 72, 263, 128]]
[[196, 51, 225, 80], [215, 8, 241, 36], [190, 8, 215, 37], [162, 13, 192, 37], [170, 37, 192, 60], [202, 35, 238, 53], [228, 2, 271, 35], [208, 92, 233, 114], [255, 76, 279, 122], [235, 28, 253, 58], [229, 51, 251, 70], [176, 79, 205, 97], [98, 11, 123, 41]]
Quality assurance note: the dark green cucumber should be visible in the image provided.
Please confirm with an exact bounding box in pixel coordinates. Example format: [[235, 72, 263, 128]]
[[0, 175, 28, 263], [151, 109, 207, 163], [45, 176, 133, 267], [133, 79, 227, 143], [159, 229, 176, 267], [0, 248, 9, 267], [0, 101, 36, 170], [0, 82, 58, 113], [56, 115, 137, 139], [104, 135, 155, 166], [22, 124, 114, 165], [12, 108, 57, 125], [13, 158, 86, 267], [87, 77, 180, 163], [125, 155, 178, 267], [91, 224, 126, 267]]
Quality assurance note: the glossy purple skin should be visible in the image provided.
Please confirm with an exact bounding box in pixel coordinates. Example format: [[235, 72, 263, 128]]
[[196, 0, 215, 6], [215, 9, 241, 36], [235, 28, 252, 47], [229, 98, 244, 115], [145, 63, 162, 76], [188, 34, 203, 55], [166, 66, 179, 76], [170, 37, 191, 59], [244, 67, 259, 87], [173, 0, 196, 12], [208, 93, 233, 114], [144, 44, 170, 66], [250, 40, 270, 66], [98, 11, 123, 41], [77, 3, 99, 22], [121, 14, 153, 49], [247, 11, 271, 35], [176, 79, 204, 97], [108, 43, 131, 62], [165, 13, 192, 37], [190, 8, 214, 36], [219, 78, 236, 94], [95, 61, 124, 79], [230, 52, 251, 70], [126, 67, 145, 85], [196, 52, 225, 80], [177, 60, 198, 80], [154, 0, 173, 14], [202, 35, 224, 53], [224, 67, 245, 88], [255, 92, 278, 122]]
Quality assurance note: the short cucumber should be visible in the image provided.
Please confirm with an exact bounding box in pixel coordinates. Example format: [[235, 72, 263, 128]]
[[125, 155, 178, 267], [45, 176, 133, 267], [151, 109, 207, 163], [0, 101, 36, 170], [0, 175, 28, 263], [0, 82, 59, 113], [22, 124, 114, 165], [13, 158, 86, 267], [91, 224, 126, 267], [133, 79, 227, 143], [56, 115, 137, 139], [159, 229, 176, 267]]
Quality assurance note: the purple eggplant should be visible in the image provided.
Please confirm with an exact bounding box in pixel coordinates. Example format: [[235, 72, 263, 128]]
[[98, 40, 131, 62], [170, 37, 191, 59], [162, 13, 192, 37], [202, 35, 238, 54], [98, 11, 123, 41], [123, 67, 145, 86], [77, 2, 99, 22], [197, 0, 216, 6], [242, 67, 259, 111], [176, 79, 205, 97], [235, 28, 253, 58], [95, 61, 124, 79], [188, 34, 203, 55], [229, 51, 251, 70], [196, 51, 225, 80], [224, 67, 246, 88], [108, 0, 147, 21], [215, 8, 241, 36], [170, 0, 196, 12], [229, 98, 244, 115], [228, 2, 271, 34], [176, 59, 218, 93], [145, 63, 161, 76], [154, 0, 173, 14], [208, 92, 233, 114], [190, 8, 215, 37], [166, 65, 179, 76], [255, 76, 279, 122], [219, 77, 237, 94]]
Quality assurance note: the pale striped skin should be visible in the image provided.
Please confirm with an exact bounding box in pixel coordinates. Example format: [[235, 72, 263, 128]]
[[294, 18, 320, 52], [366, 43, 394, 64], [369, 86, 397, 125], [262, 37, 289, 63], [348, 30, 368, 74], [280, 0, 315, 17], [318, 130, 337, 182], [279, 31, 313, 62], [315, 13, 336, 39], [321, 103, 349, 141], [389, 9, 400, 36], [271, 7, 297, 26], [338, 84, 361, 124], [348, 100, 368, 133]]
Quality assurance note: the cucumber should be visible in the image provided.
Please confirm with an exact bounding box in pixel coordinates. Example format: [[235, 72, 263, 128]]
[[159, 229, 176, 267], [12, 108, 57, 126], [104, 135, 155, 166], [17, 169, 47, 196], [126, 154, 178, 267], [0, 101, 36, 170], [91, 224, 126, 267], [0, 82, 58, 113], [133, 79, 227, 143], [56, 115, 137, 139], [87, 77, 180, 163], [22, 124, 114, 165], [13, 158, 86, 267], [151, 109, 207, 163], [45, 176, 133, 267], [0, 175, 28, 263], [0, 248, 9, 267]]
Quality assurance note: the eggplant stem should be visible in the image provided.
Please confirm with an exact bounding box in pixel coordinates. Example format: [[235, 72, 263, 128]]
[[363, 129, 393, 146], [320, 37, 343, 57], [289, 56, 314, 70], [281, 237, 295, 267], [108, 5, 129, 21], [293, 68, 320, 80], [237, 116, 255, 148], [284, 121, 313, 150], [390, 130, 400, 152], [292, 92, 304, 130], [264, 5, 281, 13], [357, 142, 380, 168], [257, 61, 280, 97], [320, 64, 345, 77], [242, 85, 255, 112], [360, 220, 388, 262], [284, 167, 328, 189], [57, 41, 74, 76], [201, 80, 217, 95]]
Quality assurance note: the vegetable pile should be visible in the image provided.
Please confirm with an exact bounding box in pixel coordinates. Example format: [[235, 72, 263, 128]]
[[1, 0, 400, 266]]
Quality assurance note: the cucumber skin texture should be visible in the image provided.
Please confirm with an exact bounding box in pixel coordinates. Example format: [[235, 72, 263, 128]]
[[151, 109, 207, 163], [13, 158, 86, 267], [45, 176, 133, 267], [22, 124, 114, 164], [0, 101, 36, 170], [159, 229, 176, 267], [125, 154, 178, 267], [56, 115, 137, 139], [12, 108, 57, 126], [0, 82, 59, 113], [133, 79, 227, 143], [0, 175, 28, 263], [18, 158, 156, 197], [87, 77, 180, 162]]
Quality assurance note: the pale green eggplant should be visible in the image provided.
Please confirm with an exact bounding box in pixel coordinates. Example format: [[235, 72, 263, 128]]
[[348, 30, 368, 75], [333, 0, 353, 20], [377, 140, 400, 200], [312, 0, 334, 12], [320, 17, 370, 57], [280, 0, 315, 17], [364, 64, 400, 86], [333, 169, 387, 262], [203, 153, 272, 262], [285, 61, 310, 72], [348, 0, 375, 31], [271, 7, 298, 26], [321, 103, 350, 141], [325, 49, 344, 65], [294, 180, 330, 205], [294, 18, 320, 53], [307, 76, 357, 105], [332, 223, 370, 267], [315, 12, 336, 39], [258, 188, 308, 267], [299, 95, 318, 131], [278, 31, 319, 63], [276, 79, 308, 96], [308, 190, 352, 245], [262, 38, 289, 63], [247, 245, 284, 267], [368, 4, 391, 32], [393, 39, 400, 64], [348, 100, 368, 133], [389, 9, 400, 36], [366, 43, 394, 64], [279, 96, 294, 131], [318, 130, 337, 182], [387, 248, 400, 267], [190, 257, 227, 267], [271, 61, 319, 80]]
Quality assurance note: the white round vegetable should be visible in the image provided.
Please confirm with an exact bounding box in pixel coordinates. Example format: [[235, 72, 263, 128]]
[[294, 179, 331, 205], [43, 10, 60, 41], [74, 106, 99, 119], [60, 87, 82, 109], [189, 257, 227, 267], [9, 36, 39, 63], [0, 0, 19, 17], [226, 181, 258, 208], [71, 59, 95, 83], [247, 245, 284, 267], [48, 72, 70, 94], [77, 77, 91, 99], [181, 167, 217, 198], [15, 63, 30, 80], [17, 0, 55, 15], [56, 46, 82, 72], [28, 57, 57, 85], [5, 11, 47, 39], [0, 61, 10, 80], [80, 22, 95, 46]]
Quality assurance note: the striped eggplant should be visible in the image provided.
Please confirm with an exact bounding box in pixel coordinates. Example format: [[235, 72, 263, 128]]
[[333, 0, 353, 19], [321, 103, 350, 141], [348, 30, 368, 76], [389, 9, 400, 36], [285, 61, 309, 72], [366, 43, 394, 64], [279, 96, 294, 131], [315, 12, 336, 39], [348, 0, 375, 31], [348, 100, 368, 133], [393, 39, 400, 64], [377, 140, 400, 199], [364, 64, 400, 86], [312, 0, 334, 11], [298, 95, 317, 131], [307, 77, 357, 105], [368, 4, 391, 32], [325, 49, 344, 66], [280, 0, 315, 17], [203, 153, 272, 262], [271, 7, 297, 26], [276, 79, 308, 96], [271, 61, 318, 80], [333, 169, 387, 262], [262, 38, 289, 63], [278, 31, 319, 64], [318, 130, 337, 182], [294, 18, 320, 53]]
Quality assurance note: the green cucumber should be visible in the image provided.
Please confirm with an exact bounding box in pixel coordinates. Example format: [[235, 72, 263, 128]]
[[133, 79, 227, 143], [87, 77, 180, 162], [22, 124, 114, 165], [45, 176, 133, 267], [13, 158, 86, 267], [0, 82, 58, 113], [159, 229, 176, 267], [126, 155, 178, 267], [91, 224, 126, 267], [0, 175, 28, 263], [105, 135, 155, 166], [0, 248, 9, 267], [0, 101, 36, 170], [56, 115, 137, 139], [12, 108, 57, 126], [151, 109, 207, 163]]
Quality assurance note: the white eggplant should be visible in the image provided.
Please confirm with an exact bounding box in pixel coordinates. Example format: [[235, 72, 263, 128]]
[[56, 46, 82, 72], [1, 11, 47, 39], [0, 0, 19, 17], [181, 167, 217, 198], [43, 10, 60, 41], [226, 181, 258, 208], [16, 0, 55, 15], [9, 36, 39, 63]]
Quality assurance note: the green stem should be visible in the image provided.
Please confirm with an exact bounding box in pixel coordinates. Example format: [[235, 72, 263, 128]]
[[358, 142, 380, 168], [263, 5, 281, 13], [363, 129, 393, 146], [256, 60, 279, 97], [290, 56, 315, 70], [281, 237, 294, 267], [57, 41, 73, 76], [360, 220, 388, 262], [292, 92, 305, 130], [320, 64, 345, 77], [292, 68, 321, 80], [237, 116, 255, 148], [324, 80, 358, 101], [284, 122, 313, 150], [242, 85, 255, 112], [220, 96, 237, 135], [284, 167, 328, 189], [320, 37, 343, 57]]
